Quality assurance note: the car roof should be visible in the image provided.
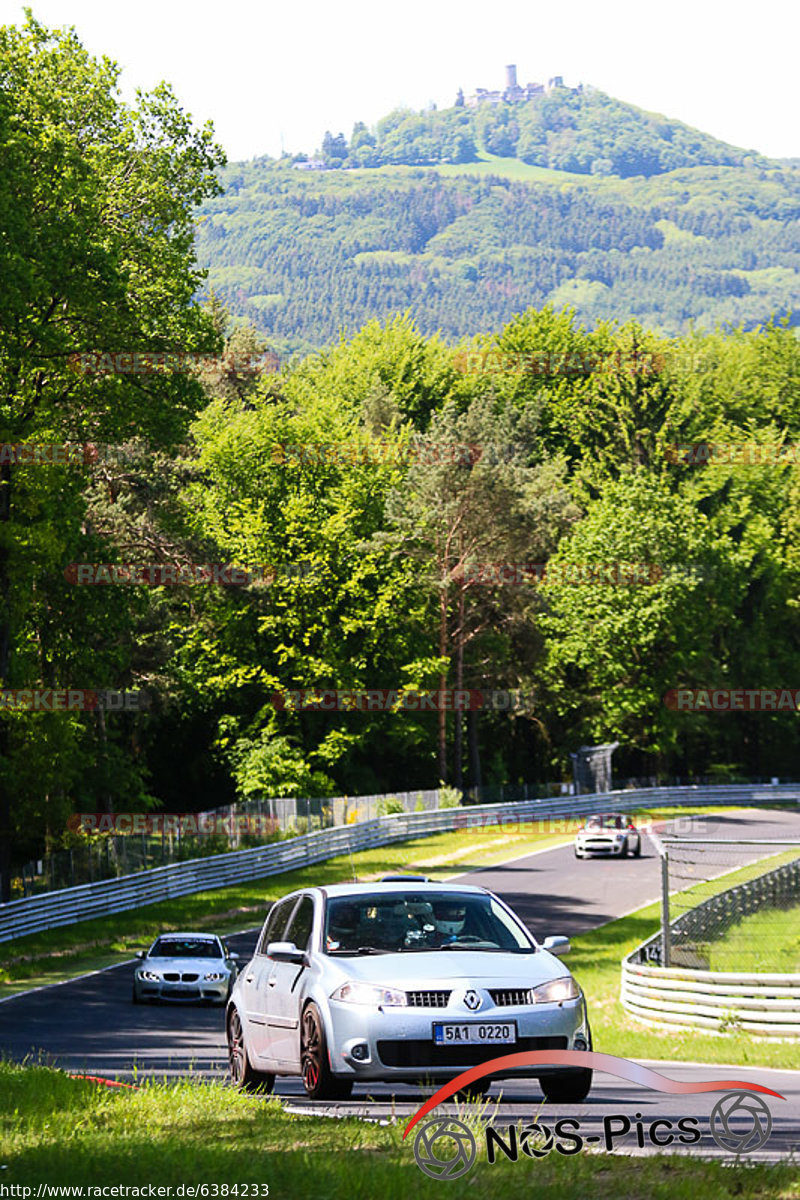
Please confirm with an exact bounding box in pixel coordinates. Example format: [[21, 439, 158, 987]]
[[153, 932, 220, 940], [321, 882, 488, 897]]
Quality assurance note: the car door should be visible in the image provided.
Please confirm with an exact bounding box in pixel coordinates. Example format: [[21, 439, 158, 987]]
[[240, 896, 297, 1060], [263, 894, 316, 1067]]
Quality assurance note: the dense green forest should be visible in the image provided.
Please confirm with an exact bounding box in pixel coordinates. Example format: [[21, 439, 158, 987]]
[[2, 15, 800, 887], [195, 159, 800, 353]]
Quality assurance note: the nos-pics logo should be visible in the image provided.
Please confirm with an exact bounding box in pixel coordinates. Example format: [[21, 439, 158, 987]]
[[406, 1051, 781, 1179]]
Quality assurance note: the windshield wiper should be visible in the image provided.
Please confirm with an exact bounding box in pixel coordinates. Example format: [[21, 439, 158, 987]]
[[327, 946, 392, 956]]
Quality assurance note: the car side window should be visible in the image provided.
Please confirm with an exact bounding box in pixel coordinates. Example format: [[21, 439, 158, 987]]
[[257, 897, 296, 955], [284, 895, 315, 951]]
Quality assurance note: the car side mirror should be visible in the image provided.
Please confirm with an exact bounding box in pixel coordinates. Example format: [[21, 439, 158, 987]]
[[228, 951, 240, 960], [542, 935, 571, 956], [267, 941, 307, 965], [135, 950, 146, 959]]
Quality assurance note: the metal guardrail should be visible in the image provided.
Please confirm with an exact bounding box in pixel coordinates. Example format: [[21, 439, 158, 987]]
[[2, 782, 798, 944], [621, 847, 800, 1037]]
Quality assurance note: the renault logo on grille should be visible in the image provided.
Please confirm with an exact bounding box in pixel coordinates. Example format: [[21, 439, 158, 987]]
[[463, 989, 482, 1011]]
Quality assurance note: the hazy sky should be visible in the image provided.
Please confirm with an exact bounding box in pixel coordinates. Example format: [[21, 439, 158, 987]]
[[4, 0, 799, 162]]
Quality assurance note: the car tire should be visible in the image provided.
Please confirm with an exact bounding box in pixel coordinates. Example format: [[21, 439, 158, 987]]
[[620, 838, 629, 858], [131, 984, 140, 1005], [633, 837, 642, 857], [539, 1068, 593, 1103], [301, 1003, 353, 1100], [228, 1008, 275, 1093], [574, 846, 584, 859]]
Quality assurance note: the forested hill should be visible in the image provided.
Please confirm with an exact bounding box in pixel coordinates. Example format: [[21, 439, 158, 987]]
[[194, 94, 800, 355], [303, 88, 764, 177]]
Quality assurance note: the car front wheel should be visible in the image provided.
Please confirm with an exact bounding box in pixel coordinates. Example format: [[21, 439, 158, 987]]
[[301, 1003, 353, 1100], [228, 1009, 274, 1093], [540, 1068, 593, 1103]]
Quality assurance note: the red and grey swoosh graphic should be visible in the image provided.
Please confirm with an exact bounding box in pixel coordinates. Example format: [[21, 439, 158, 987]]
[[402, 1050, 784, 1138]]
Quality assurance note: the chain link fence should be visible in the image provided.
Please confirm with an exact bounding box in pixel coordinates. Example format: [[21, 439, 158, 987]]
[[658, 837, 800, 971]]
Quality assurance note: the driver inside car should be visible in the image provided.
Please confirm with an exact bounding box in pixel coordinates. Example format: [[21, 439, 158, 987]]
[[424, 900, 468, 946]]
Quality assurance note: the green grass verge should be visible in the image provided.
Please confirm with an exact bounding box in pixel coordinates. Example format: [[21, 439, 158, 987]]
[[1, 1063, 798, 1194], [705, 903, 800, 974]]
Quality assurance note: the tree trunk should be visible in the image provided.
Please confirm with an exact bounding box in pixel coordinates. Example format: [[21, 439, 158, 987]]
[[0, 459, 12, 901], [438, 584, 448, 782], [453, 583, 465, 790], [468, 708, 482, 800]]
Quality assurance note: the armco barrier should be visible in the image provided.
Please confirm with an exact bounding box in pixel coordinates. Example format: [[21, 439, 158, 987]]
[[2, 783, 798, 943], [621, 844, 800, 1037]]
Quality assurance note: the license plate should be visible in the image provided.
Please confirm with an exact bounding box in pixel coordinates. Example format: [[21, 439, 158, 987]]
[[433, 1022, 516, 1045]]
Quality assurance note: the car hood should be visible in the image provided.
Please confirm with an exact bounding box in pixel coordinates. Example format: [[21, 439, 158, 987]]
[[325, 948, 570, 987], [142, 956, 230, 973]]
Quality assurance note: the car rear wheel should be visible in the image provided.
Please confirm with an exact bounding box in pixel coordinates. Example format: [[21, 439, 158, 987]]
[[228, 1008, 274, 1093], [539, 1068, 593, 1103], [301, 1003, 353, 1100]]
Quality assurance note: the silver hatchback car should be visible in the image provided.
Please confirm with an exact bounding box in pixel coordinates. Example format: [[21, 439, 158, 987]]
[[226, 882, 592, 1101]]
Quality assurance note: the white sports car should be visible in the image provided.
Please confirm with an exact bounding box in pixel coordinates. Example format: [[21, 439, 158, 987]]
[[226, 881, 592, 1102], [574, 812, 642, 859]]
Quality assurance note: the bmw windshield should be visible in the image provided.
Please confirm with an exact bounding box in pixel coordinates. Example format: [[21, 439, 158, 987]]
[[323, 892, 535, 954]]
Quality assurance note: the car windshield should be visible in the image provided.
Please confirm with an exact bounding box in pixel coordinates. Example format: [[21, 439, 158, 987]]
[[586, 815, 625, 829], [149, 938, 222, 958], [323, 892, 534, 954]]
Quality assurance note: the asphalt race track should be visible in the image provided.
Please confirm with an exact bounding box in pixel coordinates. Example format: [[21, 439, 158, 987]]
[[2, 808, 799, 1162]]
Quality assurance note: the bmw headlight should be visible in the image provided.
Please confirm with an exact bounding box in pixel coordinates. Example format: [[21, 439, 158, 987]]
[[331, 982, 407, 1006], [531, 977, 580, 1003], [139, 970, 160, 982], [204, 972, 226, 981]]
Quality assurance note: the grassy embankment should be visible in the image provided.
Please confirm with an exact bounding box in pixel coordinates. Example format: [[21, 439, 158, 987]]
[[1, 1063, 798, 1194]]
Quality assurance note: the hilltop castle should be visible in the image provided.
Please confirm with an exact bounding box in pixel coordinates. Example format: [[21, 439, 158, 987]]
[[458, 64, 582, 107]]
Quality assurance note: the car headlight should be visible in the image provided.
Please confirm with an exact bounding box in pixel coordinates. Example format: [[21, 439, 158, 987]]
[[531, 977, 580, 1003], [204, 972, 226, 981], [138, 970, 161, 982], [331, 982, 407, 1006]]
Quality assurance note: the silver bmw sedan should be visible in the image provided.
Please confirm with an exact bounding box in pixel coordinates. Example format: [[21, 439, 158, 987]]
[[226, 881, 592, 1101], [132, 932, 239, 1004]]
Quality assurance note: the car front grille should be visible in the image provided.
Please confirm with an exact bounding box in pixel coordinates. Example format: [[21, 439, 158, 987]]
[[162, 972, 200, 982], [376, 1035, 568, 1069], [489, 988, 533, 1007], [406, 990, 452, 1008]]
